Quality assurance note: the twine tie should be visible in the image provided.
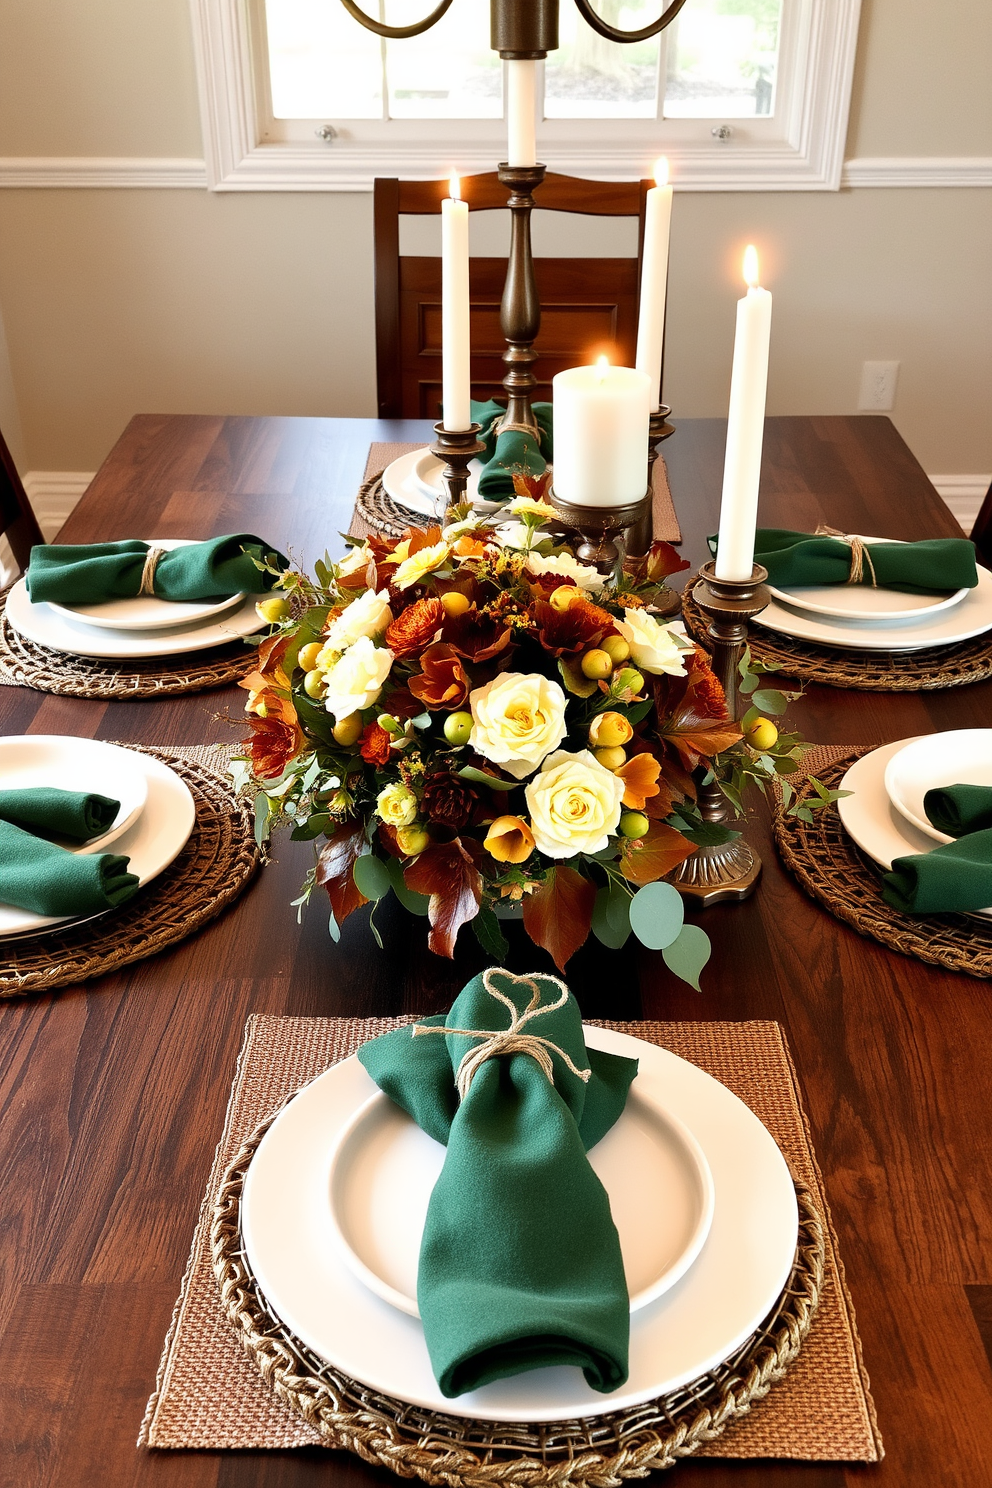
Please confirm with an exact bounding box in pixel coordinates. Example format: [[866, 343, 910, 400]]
[[139, 546, 167, 597], [814, 525, 877, 587], [411, 969, 591, 1102], [491, 414, 546, 447]]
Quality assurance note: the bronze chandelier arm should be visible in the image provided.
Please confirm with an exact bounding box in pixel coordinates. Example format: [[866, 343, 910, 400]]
[[336, 0, 455, 41], [571, 0, 690, 43]]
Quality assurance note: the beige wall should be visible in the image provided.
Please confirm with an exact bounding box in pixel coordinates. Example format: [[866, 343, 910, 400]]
[[0, 0, 989, 476]]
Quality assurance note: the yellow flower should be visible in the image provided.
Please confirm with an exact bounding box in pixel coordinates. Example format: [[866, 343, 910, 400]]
[[392, 541, 451, 590], [524, 749, 625, 858], [484, 815, 536, 864], [507, 495, 556, 523], [469, 672, 568, 781], [525, 551, 604, 593], [320, 635, 394, 722], [376, 781, 419, 828]]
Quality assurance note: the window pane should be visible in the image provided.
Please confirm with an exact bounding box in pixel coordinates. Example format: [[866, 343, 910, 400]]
[[545, 1, 660, 119], [663, 0, 781, 118], [265, 0, 383, 119], [384, 0, 500, 118]]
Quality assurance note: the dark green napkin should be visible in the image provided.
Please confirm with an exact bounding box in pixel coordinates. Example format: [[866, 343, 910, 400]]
[[707, 529, 978, 594], [26, 533, 288, 606], [358, 968, 638, 1398], [471, 399, 554, 502], [923, 784, 992, 838], [882, 828, 992, 915], [0, 820, 138, 917], [0, 787, 118, 842]]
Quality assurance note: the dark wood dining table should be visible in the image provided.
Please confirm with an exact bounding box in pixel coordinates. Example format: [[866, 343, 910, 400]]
[[1, 413, 990, 1488]]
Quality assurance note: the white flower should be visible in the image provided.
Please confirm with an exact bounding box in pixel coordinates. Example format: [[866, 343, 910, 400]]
[[492, 522, 532, 552], [322, 587, 392, 651], [442, 518, 484, 541], [507, 495, 556, 523], [376, 781, 418, 827], [525, 551, 604, 593], [615, 609, 690, 676], [469, 672, 568, 781], [525, 749, 625, 858], [338, 543, 371, 576], [392, 541, 451, 590], [321, 635, 393, 722]]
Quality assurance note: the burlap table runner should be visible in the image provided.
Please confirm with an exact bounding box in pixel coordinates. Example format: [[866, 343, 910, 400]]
[[350, 443, 683, 545], [140, 1015, 881, 1463]]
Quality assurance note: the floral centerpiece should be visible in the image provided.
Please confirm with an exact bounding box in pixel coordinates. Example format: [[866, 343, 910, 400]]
[[236, 489, 812, 985]]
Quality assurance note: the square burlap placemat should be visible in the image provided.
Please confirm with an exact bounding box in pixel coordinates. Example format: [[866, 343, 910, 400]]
[[351, 443, 683, 545], [140, 1015, 881, 1462]]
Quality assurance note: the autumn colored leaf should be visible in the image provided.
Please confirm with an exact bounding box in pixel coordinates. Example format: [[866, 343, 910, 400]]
[[404, 837, 484, 958], [619, 822, 697, 886], [655, 648, 743, 769], [315, 821, 369, 925], [645, 540, 691, 583], [511, 470, 554, 503], [521, 865, 596, 971]]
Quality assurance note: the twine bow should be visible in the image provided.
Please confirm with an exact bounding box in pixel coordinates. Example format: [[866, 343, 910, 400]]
[[139, 546, 167, 597], [411, 969, 591, 1102], [814, 525, 878, 587], [490, 414, 547, 447]]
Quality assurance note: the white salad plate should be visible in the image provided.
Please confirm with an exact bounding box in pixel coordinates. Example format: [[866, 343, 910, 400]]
[[0, 748, 196, 939], [381, 447, 491, 518], [45, 538, 244, 632], [837, 737, 992, 920], [327, 1081, 716, 1321], [754, 564, 992, 653], [241, 1026, 799, 1424], [767, 537, 968, 621], [883, 729, 992, 844], [0, 735, 147, 852], [6, 579, 266, 660]]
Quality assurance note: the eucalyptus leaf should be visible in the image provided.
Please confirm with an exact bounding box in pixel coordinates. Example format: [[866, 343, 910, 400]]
[[591, 886, 632, 949], [290, 812, 333, 841], [328, 910, 341, 943], [253, 792, 274, 847], [385, 855, 430, 916], [661, 922, 711, 991], [457, 765, 517, 791], [629, 881, 685, 950], [751, 688, 788, 715], [352, 853, 391, 900]]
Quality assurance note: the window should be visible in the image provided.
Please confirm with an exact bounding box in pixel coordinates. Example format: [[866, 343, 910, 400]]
[[191, 0, 861, 190]]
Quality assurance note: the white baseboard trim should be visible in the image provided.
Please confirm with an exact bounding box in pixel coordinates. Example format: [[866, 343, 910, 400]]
[[929, 475, 990, 533], [23, 472, 95, 539]]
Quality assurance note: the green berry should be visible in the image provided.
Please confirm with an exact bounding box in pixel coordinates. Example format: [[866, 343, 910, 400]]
[[443, 711, 474, 746], [619, 811, 650, 839]]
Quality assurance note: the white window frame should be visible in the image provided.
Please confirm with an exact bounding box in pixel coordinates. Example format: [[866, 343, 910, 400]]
[[190, 0, 861, 191]]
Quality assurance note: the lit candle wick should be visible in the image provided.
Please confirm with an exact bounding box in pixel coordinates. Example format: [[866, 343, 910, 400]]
[[743, 243, 760, 289], [449, 172, 461, 202], [596, 354, 610, 384], [653, 156, 669, 188]]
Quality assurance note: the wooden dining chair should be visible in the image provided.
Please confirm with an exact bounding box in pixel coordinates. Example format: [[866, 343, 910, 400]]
[[971, 479, 992, 569], [0, 423, 43, 577], [373, 172, 656, 420]]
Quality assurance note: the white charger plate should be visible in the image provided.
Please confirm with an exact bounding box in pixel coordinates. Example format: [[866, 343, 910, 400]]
[[0, 749, 196, 938], [382, 448, 493, 517], [0, 735, 147, 853], [767, 536, 968, 621], [6, 579, 266, 659], [241, 1026, 798, 1424], [327, 1082, 715, 1320], [883, 729, 992, 844], [753, 564, 992, 652], [45, 538, 244, 632], [837, 738, 992, 920]]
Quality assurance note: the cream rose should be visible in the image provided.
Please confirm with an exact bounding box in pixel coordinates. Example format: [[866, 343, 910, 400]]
[[392, 541, 451, 590], [323, 587, 392, 650], [525, 749, 625, 858], [615, 609, 690, 676], [525, 551, 604, 593], [468, 672, 568, 781], [337, 543, 371, 576], [321, 635, 393, 722], [376, 781, 418, 827]]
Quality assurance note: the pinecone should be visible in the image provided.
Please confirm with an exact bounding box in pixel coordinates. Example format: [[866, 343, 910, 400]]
[[421, 770, 476, 830]]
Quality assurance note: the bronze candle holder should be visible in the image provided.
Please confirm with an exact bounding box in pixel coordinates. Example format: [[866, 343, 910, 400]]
[[547, 488, 653, 576], [430, 422, 486, 517], [668, 559, 771, 906], [496, 162, 546, 432]]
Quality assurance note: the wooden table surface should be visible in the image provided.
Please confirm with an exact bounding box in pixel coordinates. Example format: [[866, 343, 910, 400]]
[[1, 414, 990, 1488]]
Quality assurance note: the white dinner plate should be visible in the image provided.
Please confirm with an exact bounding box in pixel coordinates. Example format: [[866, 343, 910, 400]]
[[241, 1027, 799, 1424], [0, 748, 196, 938], [753, 564, 992, 652], [45, 538, 244, 632], [0, 735, 147, 853], [382, 447, 494, 518], [837, 738, 992, 920], [6, 579, 266, 659], [767, 537, 968, 621], [327, 1082, 715, 1320], [883, 729, 992, 844]]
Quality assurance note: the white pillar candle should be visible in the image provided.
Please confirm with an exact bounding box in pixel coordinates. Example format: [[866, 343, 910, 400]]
[[635, 157, 673, 413], [441, 173, 471, 432], [552, 359, 651, 508], [506, 60, 537, 167], [714, 245, 773, 581]]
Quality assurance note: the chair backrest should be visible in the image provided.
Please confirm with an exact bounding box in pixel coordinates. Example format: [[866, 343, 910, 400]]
[[374, 171, 653, 420], [971, 480, 992, 570], [0, 424, 43, 576]]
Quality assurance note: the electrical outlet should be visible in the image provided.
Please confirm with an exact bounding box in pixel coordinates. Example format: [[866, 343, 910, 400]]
[[858, 360, 899, 412]]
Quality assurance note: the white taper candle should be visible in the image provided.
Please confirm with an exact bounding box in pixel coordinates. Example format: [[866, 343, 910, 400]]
[[714, 246, 773, 581], [506, 60, 537, 168], [635, 157, 673, 413], [441, 173, 471, 432]]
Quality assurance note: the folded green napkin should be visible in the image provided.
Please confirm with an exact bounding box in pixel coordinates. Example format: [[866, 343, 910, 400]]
[[707, 529, 978, 594], [882, 828, 992, 915], [358, 968, 638, 1398], [471, 399, 554, 502], [26, 533, 288, 606], [923, 784, 992, 838], [0, 820, 138, 917], [0, 786, 118, 842]]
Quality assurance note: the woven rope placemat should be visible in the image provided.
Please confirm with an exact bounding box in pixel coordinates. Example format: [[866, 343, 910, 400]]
[[351, 443, 683, 545], [682, 588, 992, 691], [0, 744, 261, 999], [140, 1016, 882, 1467], [775, 743, 992, 978]]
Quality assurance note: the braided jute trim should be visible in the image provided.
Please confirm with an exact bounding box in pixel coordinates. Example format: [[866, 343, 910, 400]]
[[139, 545, 167, 596], [211, 1108, 824, 1484], [813, 525, 878, 587], [490, 415, 546, 445]]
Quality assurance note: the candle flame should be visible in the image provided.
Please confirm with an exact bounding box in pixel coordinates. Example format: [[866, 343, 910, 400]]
[[653, 156, 669, 188], [743, 244, 760, 288], [449, 172, 461, 202], [596, 354, 610, 383]]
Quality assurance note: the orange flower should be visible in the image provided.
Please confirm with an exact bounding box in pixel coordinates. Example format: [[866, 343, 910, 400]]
[[452, 534, 488, 559], [239, 633, 292, 709], [409, 642, 471, 710], [385, 596, 443, 658], [614, 751, 662, 810], [243, 703, 305, 780], [531, 596, 615, 658], [360, 722, 392, 766], [484, 815, 536, 865]]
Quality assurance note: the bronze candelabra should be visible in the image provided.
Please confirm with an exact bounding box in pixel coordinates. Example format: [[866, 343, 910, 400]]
[[430, 422, 486, 515]]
